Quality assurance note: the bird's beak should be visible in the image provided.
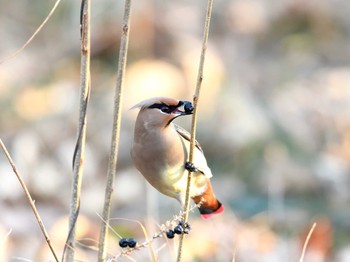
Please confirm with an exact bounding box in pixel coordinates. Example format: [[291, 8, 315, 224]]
[[174, 101, 194, 115]]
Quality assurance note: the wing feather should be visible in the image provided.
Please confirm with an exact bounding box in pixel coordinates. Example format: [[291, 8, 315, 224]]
[[174, 124, 213, 178], [174, 124, 203, 152]]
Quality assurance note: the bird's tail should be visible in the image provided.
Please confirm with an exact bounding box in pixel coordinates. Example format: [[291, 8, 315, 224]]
[[192, 181, 224, 219]]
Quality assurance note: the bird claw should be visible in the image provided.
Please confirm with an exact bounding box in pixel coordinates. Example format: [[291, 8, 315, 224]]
[[185, 162, 198, 173]]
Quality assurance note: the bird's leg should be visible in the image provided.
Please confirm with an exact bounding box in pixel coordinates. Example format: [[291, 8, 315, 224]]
[[185, 161, 198, 173]]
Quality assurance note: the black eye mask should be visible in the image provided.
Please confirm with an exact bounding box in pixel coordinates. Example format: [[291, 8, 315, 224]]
[[148, 101, 184, 114]]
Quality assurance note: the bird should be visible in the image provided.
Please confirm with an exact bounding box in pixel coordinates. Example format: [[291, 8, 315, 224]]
[[131, 97, 224, 219]]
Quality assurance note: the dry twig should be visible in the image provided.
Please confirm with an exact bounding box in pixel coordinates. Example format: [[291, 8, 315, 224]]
[[98, 0, 132, 261], [0, 139, 59, 262], [63, 0, 91, 260], [0, 0, 62, 64], [299, 222, 317, 262], [176, 0, 214, 261], [107, 203, 202, 261]]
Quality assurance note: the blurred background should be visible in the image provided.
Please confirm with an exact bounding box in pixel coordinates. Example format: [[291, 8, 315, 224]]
[[1, 0, 350, 261]]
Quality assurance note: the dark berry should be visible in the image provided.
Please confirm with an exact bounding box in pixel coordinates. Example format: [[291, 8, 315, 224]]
[[174, 225, 184, 234], [184, 102, 194, 113], [166, 229, 175, 239], [119, 238, 128, 248], [127, 238, 137, 248]]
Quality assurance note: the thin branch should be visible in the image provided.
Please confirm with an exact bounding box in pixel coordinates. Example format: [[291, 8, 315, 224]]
[[97, 0, 132, 261], [0, 139, 59, 262], [108, 217, 156, 261], [63, 0, 91, 261], [299, 222, 317, 262], [0, 0, 62, 64], [176, 0, 214, 261], [107, 203, 202, 261]]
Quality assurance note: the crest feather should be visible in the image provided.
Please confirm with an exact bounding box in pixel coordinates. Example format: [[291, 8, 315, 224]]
[[130, 97, 180, 110]]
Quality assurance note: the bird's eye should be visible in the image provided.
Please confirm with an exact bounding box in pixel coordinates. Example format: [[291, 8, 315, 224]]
[[161, 106, 170, 113]]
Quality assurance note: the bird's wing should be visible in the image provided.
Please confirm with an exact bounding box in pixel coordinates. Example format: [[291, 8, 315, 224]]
[[174, 124, 203, 153], [174, 124, 213, 178]]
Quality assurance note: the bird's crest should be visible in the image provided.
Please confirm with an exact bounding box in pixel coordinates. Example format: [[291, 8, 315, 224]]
[[130, 97, 180, 111]]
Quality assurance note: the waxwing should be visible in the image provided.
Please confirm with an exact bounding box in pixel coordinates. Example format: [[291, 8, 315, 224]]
[[131, 97, 224, 219]]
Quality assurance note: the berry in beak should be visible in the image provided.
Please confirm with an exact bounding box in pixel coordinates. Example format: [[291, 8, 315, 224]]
[[175, 101, 193, 115]]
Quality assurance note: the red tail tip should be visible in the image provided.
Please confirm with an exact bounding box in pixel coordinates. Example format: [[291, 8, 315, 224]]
[[200, 204, 224, 219]]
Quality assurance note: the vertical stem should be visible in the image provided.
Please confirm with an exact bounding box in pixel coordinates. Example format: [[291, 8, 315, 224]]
[[176, 0, 214, 261], [97, 0, 132, 261], [64, 0, 90, 260]]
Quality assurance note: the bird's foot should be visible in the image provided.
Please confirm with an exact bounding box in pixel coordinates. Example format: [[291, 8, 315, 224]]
[[185, 162, 198, 173]]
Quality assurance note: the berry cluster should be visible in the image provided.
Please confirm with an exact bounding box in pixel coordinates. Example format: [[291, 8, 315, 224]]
[[166, 221, 191, 239], [119, 238, 137, 248]]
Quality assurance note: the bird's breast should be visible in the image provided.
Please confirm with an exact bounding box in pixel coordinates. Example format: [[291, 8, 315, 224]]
[[131, 128, 186, 197]]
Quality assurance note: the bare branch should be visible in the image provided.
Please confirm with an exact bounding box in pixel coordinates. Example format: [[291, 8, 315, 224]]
[[63, 0, 91, 261], [107, 203, 202, 261], [0, 139, 59, 262], [176, 0, 214, 261], [97, 0, 132, 261], [0, 0, 62, 64], [299, 222, 317, 262]]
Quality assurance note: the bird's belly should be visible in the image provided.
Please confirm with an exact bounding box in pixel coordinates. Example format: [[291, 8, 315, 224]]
[[141, 163, 185, 198], [138, 161, 208, 200], [132, 138, 208, 200]]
